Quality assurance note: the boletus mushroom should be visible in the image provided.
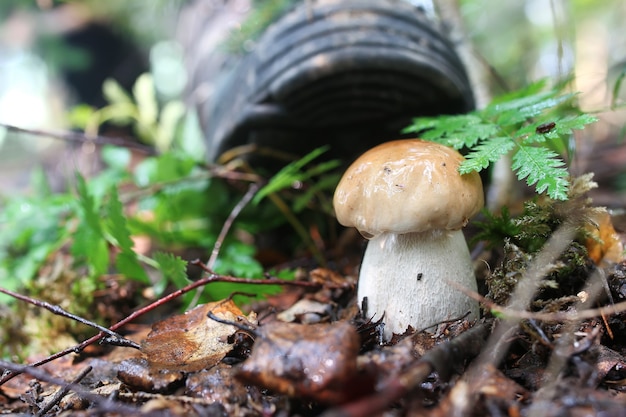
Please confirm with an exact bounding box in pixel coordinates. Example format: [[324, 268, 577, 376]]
[[333, 139, 484, 340]]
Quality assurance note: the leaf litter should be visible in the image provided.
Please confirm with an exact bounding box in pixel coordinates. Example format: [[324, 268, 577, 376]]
[[2, 178, 626, 416]]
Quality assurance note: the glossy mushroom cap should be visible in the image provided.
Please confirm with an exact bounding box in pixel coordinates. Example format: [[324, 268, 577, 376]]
[[333, 139, 484, 238]]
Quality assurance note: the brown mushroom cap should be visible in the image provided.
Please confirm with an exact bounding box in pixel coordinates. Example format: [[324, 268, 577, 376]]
[[333, 139, 484, 238]]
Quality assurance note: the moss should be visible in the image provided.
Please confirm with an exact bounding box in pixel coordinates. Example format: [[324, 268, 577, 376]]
[[483, 175, 601, 309]]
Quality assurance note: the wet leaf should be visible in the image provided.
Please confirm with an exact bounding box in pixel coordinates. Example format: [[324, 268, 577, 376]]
[[141, 300, 257, 372], [117, 358, 185, 393], [238, 321, 361, 404]]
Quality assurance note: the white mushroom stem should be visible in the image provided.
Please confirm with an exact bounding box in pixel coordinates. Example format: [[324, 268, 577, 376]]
[[357, 229, 479, 340]]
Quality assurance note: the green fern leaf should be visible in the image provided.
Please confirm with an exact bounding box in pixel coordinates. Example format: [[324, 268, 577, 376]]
[[154, 251, 188, 290], [459, 137, 516, 174], [403, 82, 597, 200], [105, 188, 149, 283], [404, 114, 497, 150], [554, 114, 598, 134], [512, 146, 569, 200], [72, 174, 108, 277], [490, 92, 574, 126]]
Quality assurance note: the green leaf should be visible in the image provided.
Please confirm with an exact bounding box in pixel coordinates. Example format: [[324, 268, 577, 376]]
[[512, 146, 570, 200], [67, 104, 96, 129], [611, 67, 626, 109], [101, 146, 131, 171], [105, 188, 134, 252], [72, 174, 108, 277], [75, 174, 102, 233], [459, 137, 515, 174], [404, 114, 494, 150], [133, 152, 197, 186], [486, 90, 573, 125], [178, 110, 206, 161], [103, 78, 133, 105], [208, 242, 277, 302], [156, 100, 185, 153], [402, 81, 598, 200], [72, 222, 109, 279], [253, 146, 334, 204], [104, 188, 149, 283], [213, 241, 264, 278], [133, 73, 158, 127], [116, 252, 150, 284], [154, 251, 188, 290], [554, 114, 598, 134]]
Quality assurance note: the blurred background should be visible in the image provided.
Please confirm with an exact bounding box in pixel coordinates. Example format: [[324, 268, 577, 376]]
[[0, 0, 625, 200]]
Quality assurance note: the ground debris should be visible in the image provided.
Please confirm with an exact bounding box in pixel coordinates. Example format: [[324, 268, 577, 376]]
[[141, 300, 257, 372], [238, 320, 363, 404], [117, 357, 185, 393]]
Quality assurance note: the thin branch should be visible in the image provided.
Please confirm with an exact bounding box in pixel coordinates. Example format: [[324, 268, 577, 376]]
[[35, 365, 92, 417], [0, 360, 139, 415], [0, 287, 140, 349], [0, 123, 156, 154], [320, 321, 492, 417], [183, 182, 261, 309], [0, 269, 332, 385], [449, 268, 626, 323], [207, 183, 260, 269]]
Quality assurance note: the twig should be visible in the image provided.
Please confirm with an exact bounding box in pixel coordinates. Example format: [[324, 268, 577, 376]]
[[207, 183, 261, 269], [0, 269, 330, 385], [0, 123, 156, 154], [320, 321, 492, 417], [437, 222, 578, 414], [473, 223, 577, 366], [35, 365, 92, 417], [118, 170, 262, 206], [190, 260, 337, 288], [0, 287, 140, 349], [207, 311, 258, 336], [449, 270, 626, 323], [0, 360, 139, 415], [527, 267, 610, 417], [187, 182, 261, 308]]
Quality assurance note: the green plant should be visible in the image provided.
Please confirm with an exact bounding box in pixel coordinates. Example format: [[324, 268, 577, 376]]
[[70, 74, 185, 154], [1, 78, 341, 321], [403, 81, 597, 200]]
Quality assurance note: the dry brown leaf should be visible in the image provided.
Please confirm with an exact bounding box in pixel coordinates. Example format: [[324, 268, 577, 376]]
[[276, 299, 330, 323], [141, 300, 257, 372]]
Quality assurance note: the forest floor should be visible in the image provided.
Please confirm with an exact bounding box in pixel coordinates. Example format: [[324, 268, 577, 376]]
[[0, 137, 625, 417]]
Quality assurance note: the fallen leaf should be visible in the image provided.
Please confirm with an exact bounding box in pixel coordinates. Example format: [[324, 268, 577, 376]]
[[276, 299, 331, 323], [117, 357, 185, 393], [141, 300, 257, 372], [238, 321, 361, 404], [186, 363, 249, 408]]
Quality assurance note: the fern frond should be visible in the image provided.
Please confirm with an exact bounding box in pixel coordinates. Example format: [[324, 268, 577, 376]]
[[459, 137, 516, 174], [404, 114, 497, 150], [403, 82, 597, 200], [512, 146, 570, 200]]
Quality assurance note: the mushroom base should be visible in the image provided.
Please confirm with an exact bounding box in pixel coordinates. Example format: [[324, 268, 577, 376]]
[[357, 229, 479, 340]]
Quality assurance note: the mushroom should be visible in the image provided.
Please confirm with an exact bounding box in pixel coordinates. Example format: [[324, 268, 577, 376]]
[[333, 139, 484, 340]]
